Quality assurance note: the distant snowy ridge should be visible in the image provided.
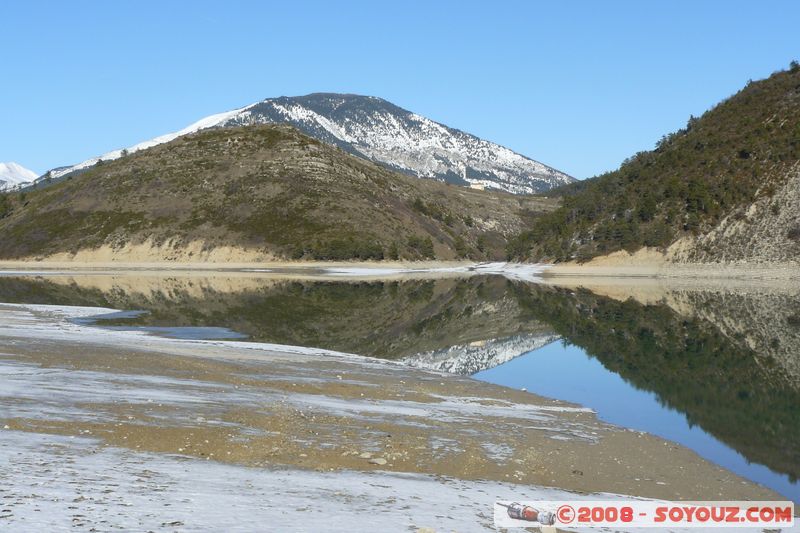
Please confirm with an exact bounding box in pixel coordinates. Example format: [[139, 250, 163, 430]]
[[0, 162, 38, 191], [45, 94, 573, 194], [402, 333, 561, 375], [48, 106, 253, 181]]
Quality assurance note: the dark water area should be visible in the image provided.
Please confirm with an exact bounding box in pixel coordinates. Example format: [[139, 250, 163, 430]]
[[0, 273, 798, 501]]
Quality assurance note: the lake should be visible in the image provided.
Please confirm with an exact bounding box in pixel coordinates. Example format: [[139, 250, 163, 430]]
[[0, 271, 797, 502]]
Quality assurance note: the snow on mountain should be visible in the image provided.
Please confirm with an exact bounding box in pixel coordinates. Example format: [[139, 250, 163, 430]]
[[48, 106, 252, 181], [402, 333, 561, 375], [46, 94, 574, 194], [224, 94, 574, 193], [0, 162, 38, 190]]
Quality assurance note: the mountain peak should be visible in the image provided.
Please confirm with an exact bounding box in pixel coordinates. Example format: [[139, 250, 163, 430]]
[[0, 162, 38, 190], [45, 94, 574, 194], [226, 94, 574, 193]]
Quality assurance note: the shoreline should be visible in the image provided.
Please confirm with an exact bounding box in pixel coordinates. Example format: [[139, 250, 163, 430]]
[[0, 260, 550, 282], [543, 262, 800, 280], [542, 246, 800, 280], [0, 258, 479, 272], [1, 256, 798, 281], [0, 302, 784, 512]]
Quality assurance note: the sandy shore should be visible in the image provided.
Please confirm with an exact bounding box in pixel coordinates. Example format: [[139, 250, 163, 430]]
[[0, 260, 552, 284], [3, 252, 798, 282], [0, 302, 786, 531], [0, 258, 474, 271], [542, 247, 800, 280], [545, 262, 800, 280]]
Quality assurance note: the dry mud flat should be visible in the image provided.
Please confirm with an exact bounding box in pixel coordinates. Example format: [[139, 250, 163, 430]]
[[0, 303, 786, 532]]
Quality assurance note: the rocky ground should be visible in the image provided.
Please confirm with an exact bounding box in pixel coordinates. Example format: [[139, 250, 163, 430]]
[[0, 301, 785, 531]]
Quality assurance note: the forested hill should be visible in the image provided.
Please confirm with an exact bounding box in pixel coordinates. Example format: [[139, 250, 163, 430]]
[[509, 62, 800, 263]]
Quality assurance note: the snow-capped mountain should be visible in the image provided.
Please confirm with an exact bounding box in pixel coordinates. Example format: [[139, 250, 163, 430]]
[[222, 94, 574, 193], [47, 94, 574, 194], [0, 162, 38, 190]]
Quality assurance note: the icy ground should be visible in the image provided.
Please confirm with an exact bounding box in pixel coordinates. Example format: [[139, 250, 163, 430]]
[[323, 262, 550, 282], [1, 301, 791, 532], [0, 430, 597, 532]]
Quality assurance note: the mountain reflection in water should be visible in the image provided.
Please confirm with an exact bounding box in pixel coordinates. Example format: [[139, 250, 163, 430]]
[[495, 281, 799, 502], [0, 273, 797, 500]]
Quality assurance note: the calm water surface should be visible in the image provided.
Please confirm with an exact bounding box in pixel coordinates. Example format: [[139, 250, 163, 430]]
[[1, 273, 797, 501], [476, 341, 800, 502]]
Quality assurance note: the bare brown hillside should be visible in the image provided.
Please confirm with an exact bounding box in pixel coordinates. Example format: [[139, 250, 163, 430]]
[[0, 124, 557, 261]]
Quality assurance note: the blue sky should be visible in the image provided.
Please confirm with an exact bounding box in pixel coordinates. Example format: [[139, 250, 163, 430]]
[[2, 0, 798, 179]]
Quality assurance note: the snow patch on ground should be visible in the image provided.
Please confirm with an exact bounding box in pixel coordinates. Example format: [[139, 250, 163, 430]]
[[323, 262, 550, 282], [0, 303, 595, 441], [0, 302, 786, 532], [0, 430, 691, 533], [472, 261, 551, 281]]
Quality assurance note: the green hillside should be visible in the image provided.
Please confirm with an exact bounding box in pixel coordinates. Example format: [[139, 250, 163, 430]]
[[509, 62, 800, 262]]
